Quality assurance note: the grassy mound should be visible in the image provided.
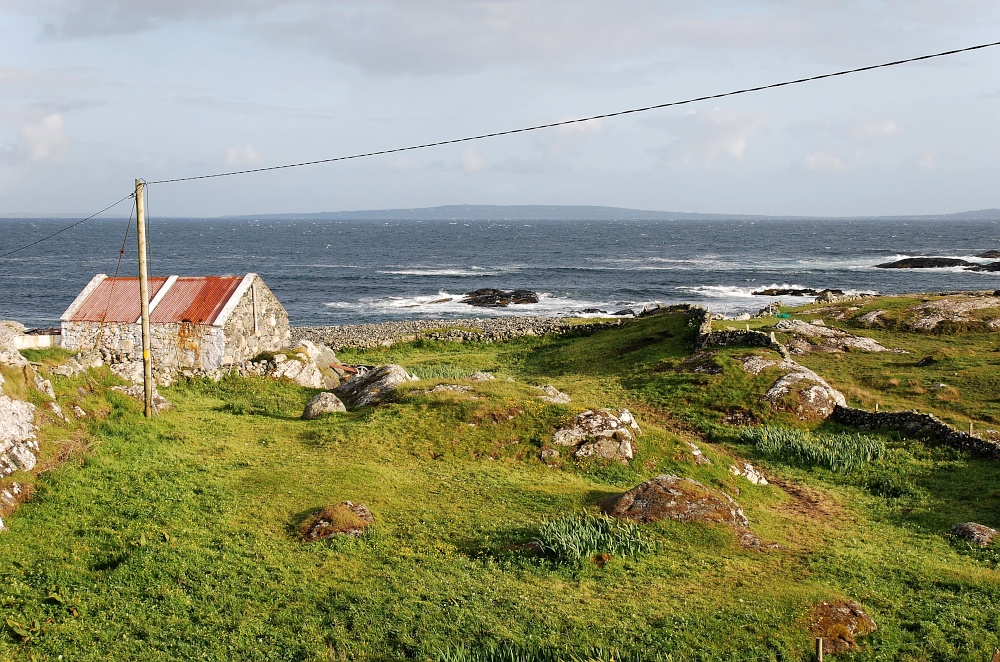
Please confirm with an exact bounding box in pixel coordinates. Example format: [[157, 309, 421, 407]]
[[0, 302, 997, 660]]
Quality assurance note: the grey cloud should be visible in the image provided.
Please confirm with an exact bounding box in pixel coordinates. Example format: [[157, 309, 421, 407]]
[[18, 0, 1000, 76], [174, 96, 343, 120]]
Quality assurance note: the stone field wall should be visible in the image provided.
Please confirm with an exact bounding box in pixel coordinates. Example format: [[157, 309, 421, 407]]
[[831, 405, 1000, 459]]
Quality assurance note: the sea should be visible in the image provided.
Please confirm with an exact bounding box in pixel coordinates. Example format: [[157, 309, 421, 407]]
[[1, 216, 999, 328]]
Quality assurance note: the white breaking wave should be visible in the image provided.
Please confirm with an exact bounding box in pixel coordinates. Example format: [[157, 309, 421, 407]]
[[323, 290, 639, 318]]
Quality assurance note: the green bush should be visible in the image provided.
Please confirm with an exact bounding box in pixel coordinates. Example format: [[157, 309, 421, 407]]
[[531, 512, 652, 564], [739, 426, 885, 473]]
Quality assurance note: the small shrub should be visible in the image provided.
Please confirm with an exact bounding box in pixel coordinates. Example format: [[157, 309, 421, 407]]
[[531, 512, 652, 564], [738, 426, 885, 473]]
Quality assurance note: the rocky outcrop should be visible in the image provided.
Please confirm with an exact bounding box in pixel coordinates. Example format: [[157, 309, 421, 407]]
[[302, 392, 347, 419], [774, 318, 895, 353], [50, 351, 104, 377], [952, 522, 997, 546], [333, 364, 417, 408], [0, 395, 39, 476], [599, 474, 749, 527], [763, 360, 846, 421], [459, 288, 539, 307], [809, 601, 877, 655], [552, 409, 640, 464], [299, 502, 374, 541], [0, 324, 41, 478], [0, 321, 28, 368], [535, 385, 571, 404], [875, 257, 973, 269], [730, 462, 768, 486], [291, 317, 620, 351], [909, 297, 1000, 332]]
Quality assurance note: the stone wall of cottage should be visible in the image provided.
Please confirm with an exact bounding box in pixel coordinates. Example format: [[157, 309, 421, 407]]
[[220, 276, 291, 364]]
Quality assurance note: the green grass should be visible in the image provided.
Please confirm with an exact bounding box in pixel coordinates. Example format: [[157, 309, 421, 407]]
[[1, 303, 999, 660]]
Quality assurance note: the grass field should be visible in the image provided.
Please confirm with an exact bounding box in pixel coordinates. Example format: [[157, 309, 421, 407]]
[[0, 301, 998, 660]]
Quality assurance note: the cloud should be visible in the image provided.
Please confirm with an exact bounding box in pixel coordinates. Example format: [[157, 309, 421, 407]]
[[21, 0, 1000, 77], [460, 147, 485, 172], [653, 108, 768, 168], [916, 149, 936, 171], [224, 144, 261, 167], [851, 119, 901, 142], [19, 113, 66, 161], [801, 150, 849, 172]]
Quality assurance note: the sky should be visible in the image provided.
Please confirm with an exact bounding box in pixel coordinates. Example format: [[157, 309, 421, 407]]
[[1, 0, 999, 217]]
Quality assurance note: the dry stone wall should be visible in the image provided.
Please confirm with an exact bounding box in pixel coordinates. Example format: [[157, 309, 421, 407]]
[[831, 405, 1000, 459], [292, 317, 619, 351]]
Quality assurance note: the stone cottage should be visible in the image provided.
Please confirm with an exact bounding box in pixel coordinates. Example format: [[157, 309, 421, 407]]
[[61, 273, 291, 372]]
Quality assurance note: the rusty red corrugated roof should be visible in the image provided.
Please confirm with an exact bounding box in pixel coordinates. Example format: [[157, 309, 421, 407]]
[[149, 276, 243, 325], [69, 277, 168, 322]]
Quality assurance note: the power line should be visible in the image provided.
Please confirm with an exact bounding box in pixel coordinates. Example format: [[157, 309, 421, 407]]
[[148, 39, 1000, 186], [0, 193, 135, 259]]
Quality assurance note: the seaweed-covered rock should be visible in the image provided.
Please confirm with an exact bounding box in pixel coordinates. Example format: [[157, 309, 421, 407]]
[[299, 502, 374, 541], [875, 257, 972, 269], [333, 364, 417, 408], [460, 289, 539, 307], [599, 474, 748, 527]]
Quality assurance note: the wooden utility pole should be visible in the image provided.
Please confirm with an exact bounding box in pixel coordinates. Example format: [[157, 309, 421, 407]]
[[135, 179, 153, 418]]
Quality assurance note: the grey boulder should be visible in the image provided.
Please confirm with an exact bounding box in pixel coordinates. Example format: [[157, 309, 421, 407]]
[[302, 392, 346, 419], [334, 364, 417, 408]]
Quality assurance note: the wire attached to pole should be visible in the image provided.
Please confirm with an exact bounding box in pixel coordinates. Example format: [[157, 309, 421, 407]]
[[146, 40, 1000, 186], [0, 193, 135, 260]]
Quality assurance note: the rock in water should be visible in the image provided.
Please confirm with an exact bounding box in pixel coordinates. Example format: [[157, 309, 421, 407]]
[[875, 257, 973, 269], [952, 522, 997, 546], [333, 364, 417, 408], [459, 288, 539, 307], [299, 502, 374, 541], [599, 474, 749, 527], [302, 392, 347, 419]]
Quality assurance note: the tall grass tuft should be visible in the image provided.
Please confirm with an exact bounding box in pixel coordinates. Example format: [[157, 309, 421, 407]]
[[739, 426, 885, 473], [531, 512, 652, 564]]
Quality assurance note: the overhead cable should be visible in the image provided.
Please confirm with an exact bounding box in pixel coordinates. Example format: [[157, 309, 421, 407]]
[[147, 39, 1000, 186], [0, 193, 135, 259]]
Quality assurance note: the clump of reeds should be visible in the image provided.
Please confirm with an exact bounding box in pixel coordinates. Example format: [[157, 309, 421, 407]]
[[531, 511, 652, 564], [738, 426, 885, 473]]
